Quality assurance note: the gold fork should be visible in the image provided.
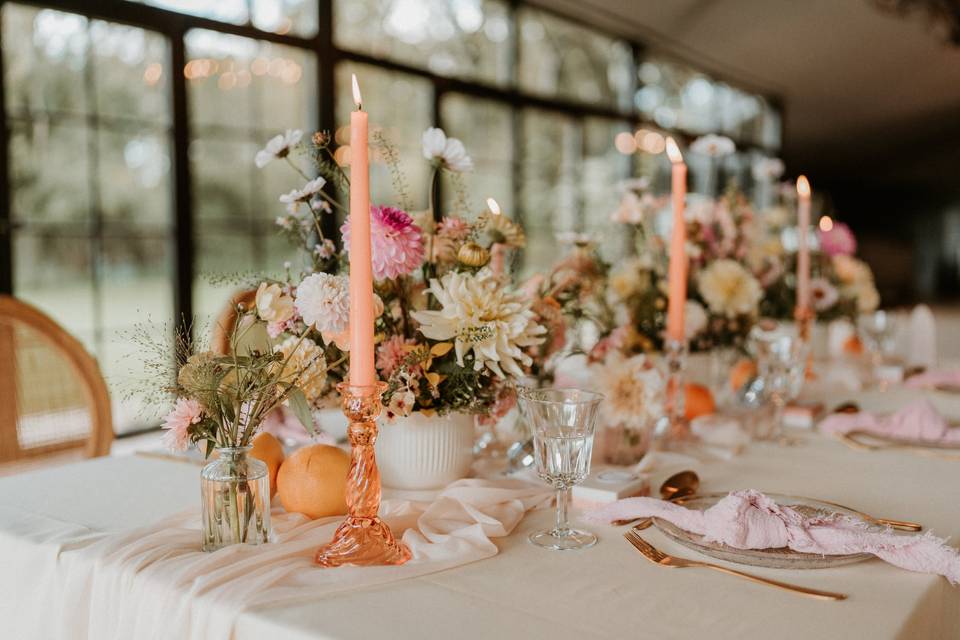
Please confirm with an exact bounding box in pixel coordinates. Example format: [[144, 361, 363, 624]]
[[623, 530, 847, 601]]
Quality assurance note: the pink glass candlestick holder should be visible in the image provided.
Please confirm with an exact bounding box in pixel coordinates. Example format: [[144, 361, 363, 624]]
[[314, 382, 411, 567]]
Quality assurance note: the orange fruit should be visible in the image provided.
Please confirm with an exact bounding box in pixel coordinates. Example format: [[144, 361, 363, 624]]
[[729, 359, 757, 393], [843, 335, 864, 355], [276, 444, 351, 519], [250, 432, 285, 498], [684, 383, 716, 421]]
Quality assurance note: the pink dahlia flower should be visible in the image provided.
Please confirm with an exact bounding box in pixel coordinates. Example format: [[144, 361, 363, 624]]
[[161, 398, 203, 451], [817, 221, 857, 257], [377, 335, 419, 378], [341, 205, 425, 280]]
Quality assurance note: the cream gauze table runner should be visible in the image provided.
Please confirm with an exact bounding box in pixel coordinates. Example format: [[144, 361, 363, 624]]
[[1, 386, 959, 639]]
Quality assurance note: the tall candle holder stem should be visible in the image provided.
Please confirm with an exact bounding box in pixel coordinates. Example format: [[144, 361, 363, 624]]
[[656, 338, 692, 448], [794, 305, 814, 343], [314, 382, 411, 567]]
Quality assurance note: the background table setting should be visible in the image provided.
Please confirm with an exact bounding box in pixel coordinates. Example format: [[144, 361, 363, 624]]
[[3, 79, 960, 640]]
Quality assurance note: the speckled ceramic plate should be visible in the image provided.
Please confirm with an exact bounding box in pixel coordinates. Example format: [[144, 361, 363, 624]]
[[652, 493, 877, 569]]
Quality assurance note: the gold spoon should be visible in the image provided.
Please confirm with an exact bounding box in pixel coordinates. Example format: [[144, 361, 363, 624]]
[[612, 470, 700, 526]]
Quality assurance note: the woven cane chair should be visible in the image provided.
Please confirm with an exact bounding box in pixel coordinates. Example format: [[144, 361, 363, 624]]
[[0, 295, 113, 474]]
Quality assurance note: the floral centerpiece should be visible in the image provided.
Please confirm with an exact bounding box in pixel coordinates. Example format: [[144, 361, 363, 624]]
[[607, 183, 764, 353], [757, 218, 880, 321], [244, 125, 544, 488]]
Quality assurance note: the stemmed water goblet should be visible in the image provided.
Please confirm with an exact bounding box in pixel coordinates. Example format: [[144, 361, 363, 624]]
[[858, 310, 897, 369], [749, 324, 809, 443], [517, 388, 603, 551]]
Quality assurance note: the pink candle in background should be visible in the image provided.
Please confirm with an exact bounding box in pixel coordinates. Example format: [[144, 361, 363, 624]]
[[796, 175, 812, 314], [665, 138, 688, 343], [348, 74, 376, 386]]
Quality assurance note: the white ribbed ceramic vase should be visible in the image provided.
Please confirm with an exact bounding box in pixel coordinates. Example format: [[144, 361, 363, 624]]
[[375, 412, 475, 490]]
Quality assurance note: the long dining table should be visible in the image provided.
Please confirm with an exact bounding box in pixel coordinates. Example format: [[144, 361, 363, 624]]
[[1, 383, 958, 639]]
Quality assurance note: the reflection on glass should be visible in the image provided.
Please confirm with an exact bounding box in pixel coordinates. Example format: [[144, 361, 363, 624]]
[[186, 29, 317, 318], [2, 4, 174, 432], [518, 7, 633, 110], [335, 0, 511, 86], [334, 62, 432, 210], [440, 93, 513, 215]]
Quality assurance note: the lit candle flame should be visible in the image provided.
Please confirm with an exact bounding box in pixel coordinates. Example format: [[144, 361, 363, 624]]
[[819, 216, 833, 232], [665, 137, 683, 164], [351, 73, 362, 109], [796, 175, 811, 197], [486, 197, 501, 215]]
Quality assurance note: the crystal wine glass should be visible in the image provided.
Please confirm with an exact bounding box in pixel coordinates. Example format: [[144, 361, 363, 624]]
[[749, 324, 809, 442], [517, 387, 603, 551], [858, 310, 897, 368]]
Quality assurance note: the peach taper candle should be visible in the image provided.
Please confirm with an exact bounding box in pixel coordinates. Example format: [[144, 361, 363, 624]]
[[347, 74, 376, 386], [665, 137, 688, 342]]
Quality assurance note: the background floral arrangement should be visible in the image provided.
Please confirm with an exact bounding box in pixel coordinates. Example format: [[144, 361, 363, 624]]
[[606, 183, 764, 353], [757, 218, 880, 321], [241, 125, 545, 424]]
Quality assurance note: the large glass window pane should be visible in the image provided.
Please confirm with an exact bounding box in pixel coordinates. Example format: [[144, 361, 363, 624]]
[[127, 0, 319, 37], [8, 120, 91, 227], [128, 0, 249, 27], [334, 62, 432, 211], [2, 7, 88, 115], [335, 0, 511, 86], [518, 7, 633, 110], [186, 29, 317, 318], [520, 108, 580, 275], [2, 4, 174, 433], [440, 93, 513, 215], [583, 118, 631, 255]]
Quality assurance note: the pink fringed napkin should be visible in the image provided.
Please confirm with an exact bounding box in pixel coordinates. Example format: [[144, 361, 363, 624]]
[[588, 490, 960, 584], [904, 369, 960, 390], [818, 399, 960, 444]]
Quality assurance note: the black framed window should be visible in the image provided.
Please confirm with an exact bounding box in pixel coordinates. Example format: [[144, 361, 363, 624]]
[[0, 0, 784, 433]]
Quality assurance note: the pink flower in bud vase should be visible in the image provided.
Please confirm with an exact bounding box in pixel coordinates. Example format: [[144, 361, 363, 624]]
[[341, 205, 425, 280], [818, 221, 857, 257], [162, 398, 203, 451]]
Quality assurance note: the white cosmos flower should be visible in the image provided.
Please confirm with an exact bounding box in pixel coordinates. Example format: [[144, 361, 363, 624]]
[[279, 176, 326, 214], [698, 259, 762, 317], [412, 268, 546, 378], [421, 127, 473, 172], [255, 129, 302, 168], [255, 282, 295, 324], [294, 272, 350, 334], [751, 157, 785, 181], [690, 134, 736, 158]]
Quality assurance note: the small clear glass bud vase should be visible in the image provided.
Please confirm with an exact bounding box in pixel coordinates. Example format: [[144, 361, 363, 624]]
[[200, 446, 270, 552]]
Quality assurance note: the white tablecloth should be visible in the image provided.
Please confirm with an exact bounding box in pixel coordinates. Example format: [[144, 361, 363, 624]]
[[2, 387, 959, 639]]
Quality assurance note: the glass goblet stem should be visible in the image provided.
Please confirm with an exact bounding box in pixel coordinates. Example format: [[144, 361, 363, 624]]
[[770, 394, 786, 440], [555, 486, 572, 536]]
